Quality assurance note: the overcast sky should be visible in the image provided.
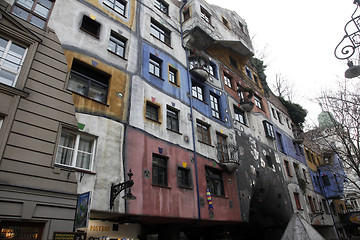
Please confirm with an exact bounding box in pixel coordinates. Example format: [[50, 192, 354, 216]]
[[205, 0, 357, 125]]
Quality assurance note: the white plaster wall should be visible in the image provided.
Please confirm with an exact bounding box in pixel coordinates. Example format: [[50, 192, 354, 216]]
[[139, 2, 187, 65], [75, 113, 126, 213], [130, 76, 194, 151], [268, 101, 294, 137], [49, 0, 139, 73]]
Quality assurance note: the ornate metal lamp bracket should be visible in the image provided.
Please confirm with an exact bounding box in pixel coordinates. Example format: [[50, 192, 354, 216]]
[[335, 1, 360, 60], [110, 169, 134, 209]]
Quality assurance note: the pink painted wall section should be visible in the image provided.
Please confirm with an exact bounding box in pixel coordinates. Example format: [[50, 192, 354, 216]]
[[125, 127, 242, 223]]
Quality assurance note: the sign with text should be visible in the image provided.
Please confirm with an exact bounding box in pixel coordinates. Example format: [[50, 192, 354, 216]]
[[53, 232, 86, 240]]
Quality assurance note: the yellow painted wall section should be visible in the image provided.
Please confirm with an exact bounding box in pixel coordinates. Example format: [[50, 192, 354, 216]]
[[206, 46, 264, 95], [83, 0, 137, 31], [64, 51, 129, 122]]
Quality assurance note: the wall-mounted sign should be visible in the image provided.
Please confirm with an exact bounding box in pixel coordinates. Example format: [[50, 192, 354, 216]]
[[74, 192, 91, 229], [53, 232, 86, 240]]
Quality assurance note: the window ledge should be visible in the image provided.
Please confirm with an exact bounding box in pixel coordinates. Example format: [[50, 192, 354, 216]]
[[152, 184, 171, 189], [107, 50, 127, 61], [149, 72, 165, 81], [166, 128, 181, 135], [145, 116, 161, 124], [69, 90, 110, 107], [212, 195, 228, 199], [198, 140, 213, 147], [178, 186, 193, 190], [193, 97, 208, 105], [0, 83, 29, 98], [54, 164, 96, 175]]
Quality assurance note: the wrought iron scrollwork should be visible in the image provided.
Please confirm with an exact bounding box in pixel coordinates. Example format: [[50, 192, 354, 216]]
[[335, 2, 360, 60]]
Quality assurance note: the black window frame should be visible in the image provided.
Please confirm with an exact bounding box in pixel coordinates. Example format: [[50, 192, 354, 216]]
[[67, 60, 110, 104], [210, 92, 221, 119], [108, 31, 127, 58], [245, 66, 252, 79], [183, 8, 190, 22], [152, 154, 168, 186], [177, 167, 192, 188], [196, 120, 211, 145], [234, 106, 246, 125], [276, 132, 285, 153], [149, 54, 162, 78], [200, 6, 211, 24], [205, 167, 224, 197], [150, 18, 171, 46], [166, 106, 179, 133], [154, 0, 169, 15], [263, 121, 275, 139], [103, 0, 127, 16], [192, 81, 204, 101], [146, 101, 160, 122], [80, 15, 101, 38]]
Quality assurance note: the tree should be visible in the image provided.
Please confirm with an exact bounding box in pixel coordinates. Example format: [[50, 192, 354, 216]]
[[313, 80, 360, 193]]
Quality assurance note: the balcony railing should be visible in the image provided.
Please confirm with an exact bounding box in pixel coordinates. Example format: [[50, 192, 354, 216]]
[[188, 54, 209, 82], [217, 143, 240, 173]]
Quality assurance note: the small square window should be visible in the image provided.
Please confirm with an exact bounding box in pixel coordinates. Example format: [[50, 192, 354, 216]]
[[103, 0, 127, 16], [223, 72, 232, 89], [152, 154, 167, 186], [55, 129, 96, 171], [197, 120, 211, 145], [150, 18, 171, 45], [178, 167, 191, 188], [200, 6, 211, 24], [168, 66, 178, 85], [154, 0, 169, 15], [183, 8, 190, 22], [146, 101, 159, 122], [234, 106, 246, 124], [80, 15, 101, 38], [205, 167, 224, 196], [149, 54, 162, 78], [108, 31, 126, 58], [167, 106, 179, 132]]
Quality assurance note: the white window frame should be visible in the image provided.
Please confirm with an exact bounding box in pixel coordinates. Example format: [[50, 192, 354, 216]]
[[223, 72, 232, 88], [55, 129, 96, 171], [103, 0, 127, 16], [0, 37, 27, 87], [254, 95, 263, 109]]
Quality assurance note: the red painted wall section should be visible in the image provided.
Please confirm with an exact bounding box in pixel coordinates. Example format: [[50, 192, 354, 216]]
[[125, 127, 242, 223]]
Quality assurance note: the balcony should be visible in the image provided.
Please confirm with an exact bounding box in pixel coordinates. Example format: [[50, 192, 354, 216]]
[[238, 87, 254, 112], [217, 143, 240, 173], [188, 54, 209, 82], [292, 125, 304, 143]]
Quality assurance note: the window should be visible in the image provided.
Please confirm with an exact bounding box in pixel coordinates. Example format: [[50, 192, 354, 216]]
[[271, 108, 277, 119], [166, 106, 179, 132], [276, 132, 285, 152], [0, 222, 44, 240], [308, 196, 316, 212], [303, 169, 308, 182], [183, 8, 190, 22], [177, 167, 191, 188], [284, 160, 292, 177], [80, 15, 101, 38], [11, 0, 54, 29], [152, 154, 167, 186], [196, 120, 211, 145], [154, 0, 168, 15], [223, 72, 232, 88], [229, 57, 237, 68], [245, 66, 252, 79], [305, 150, 313, 163], [168, 66, 178, 85], [294, 192, 302, 210], [205, 167, 224, 196], [254, 95, 263, 109], [192, 82, 203, 101], [55, 129, 96, 171], [277, 111, 283, 124], [234, 106, 246, 124], [210, 93, 221, 119], [108, 31, 126, 58], [222, 17, 230, 28], [149, 54, 162, 78], [322, 175, 330, 186], [0, 116, 3, 130], [0, 37, 27, 87], [200, 6, 211, 24], [239, 21, 244, 32], [150, 18, 171, 45], [68, 60, 110, 103], [266, 155, 273, 167], [253, 75, 259, 85], [208, 61, 217, 78], [263, 121, 275, 139], [323, 199, 330, 213], [103, 0, 127, 16], [216, 133, 229, 162], [146, 101, 159, 122]]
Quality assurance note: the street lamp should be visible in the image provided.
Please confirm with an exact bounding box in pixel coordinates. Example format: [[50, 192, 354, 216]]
[[110, 169, 136, 209], [334, 0, 360, 78]]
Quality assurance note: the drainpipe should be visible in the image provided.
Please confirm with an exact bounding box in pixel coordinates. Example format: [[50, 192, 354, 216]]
[[180, 0, 201, 221]]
